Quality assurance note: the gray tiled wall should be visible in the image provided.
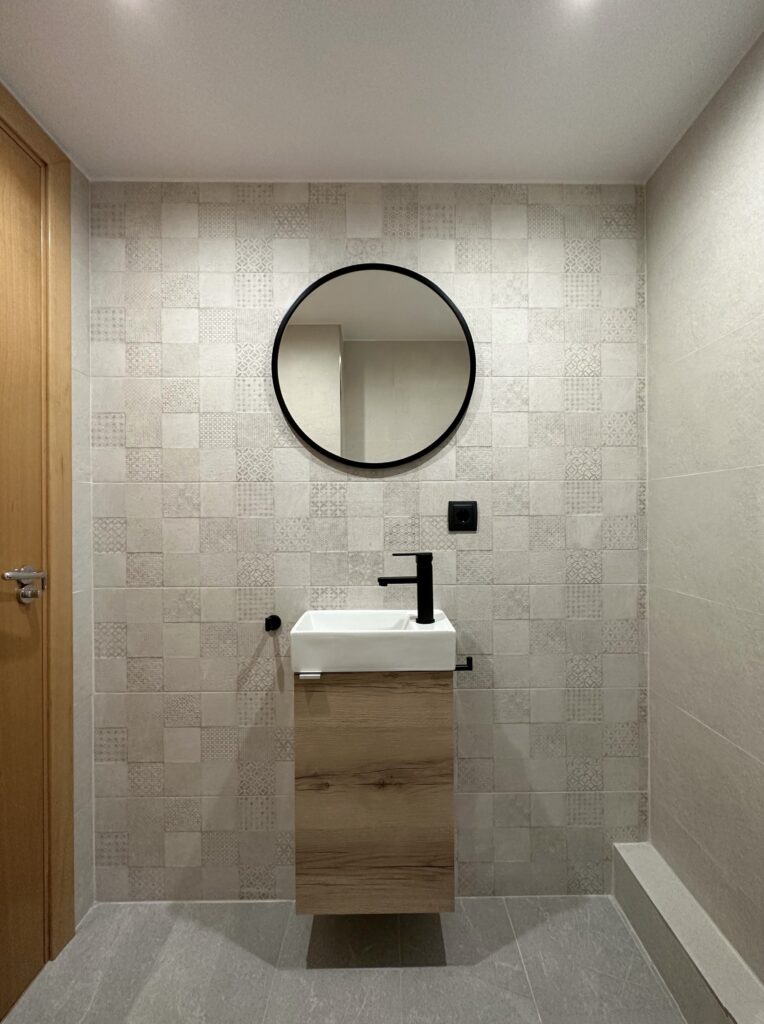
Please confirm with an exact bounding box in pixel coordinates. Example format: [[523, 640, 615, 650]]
[[647, 33, 764, 978], [89, 181, 646, 900]]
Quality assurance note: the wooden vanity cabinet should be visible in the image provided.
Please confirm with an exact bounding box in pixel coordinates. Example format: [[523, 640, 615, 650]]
[[294, 670, 454, 915]]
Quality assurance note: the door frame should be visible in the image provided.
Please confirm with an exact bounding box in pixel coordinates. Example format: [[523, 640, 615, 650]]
[[0, 81, 73, 958]]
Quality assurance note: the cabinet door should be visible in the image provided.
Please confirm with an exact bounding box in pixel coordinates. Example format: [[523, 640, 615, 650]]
[[294, 671, 454, 915]]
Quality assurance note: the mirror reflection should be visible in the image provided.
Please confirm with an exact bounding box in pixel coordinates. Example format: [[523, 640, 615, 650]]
[[273, 266, 474, 467]]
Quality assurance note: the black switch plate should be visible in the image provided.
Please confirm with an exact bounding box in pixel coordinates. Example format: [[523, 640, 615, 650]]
[[448, 500, 478, 532]]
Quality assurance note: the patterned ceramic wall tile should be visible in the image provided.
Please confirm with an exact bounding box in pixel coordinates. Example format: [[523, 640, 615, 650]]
[[90, 181, 646, 901]]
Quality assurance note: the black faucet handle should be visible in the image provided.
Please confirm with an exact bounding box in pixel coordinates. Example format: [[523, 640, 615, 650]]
[[393, 551, 433, 560]]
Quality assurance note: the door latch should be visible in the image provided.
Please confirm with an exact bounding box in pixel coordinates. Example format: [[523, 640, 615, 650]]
[[2, 566, 47, 605]]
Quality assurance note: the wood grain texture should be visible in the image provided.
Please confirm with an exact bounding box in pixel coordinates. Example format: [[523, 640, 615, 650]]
[[44, 158, 73, 958], [0, 87, 66, 166], [0, 121, 47, 1020], [0, 82, 73, 990], [295, 671, 454, 915]]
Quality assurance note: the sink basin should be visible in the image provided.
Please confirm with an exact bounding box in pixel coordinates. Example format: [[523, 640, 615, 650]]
[[291, 609, 456, 674]]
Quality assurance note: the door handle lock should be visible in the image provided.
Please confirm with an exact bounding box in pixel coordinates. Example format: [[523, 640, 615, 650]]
[[3, 566, 47, 605]]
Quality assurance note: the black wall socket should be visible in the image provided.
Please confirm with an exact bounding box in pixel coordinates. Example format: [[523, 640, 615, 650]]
[[448, 500, 478, 532]]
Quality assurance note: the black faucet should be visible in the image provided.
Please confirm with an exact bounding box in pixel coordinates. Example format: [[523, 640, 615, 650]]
[[377, 552, 434, 624]]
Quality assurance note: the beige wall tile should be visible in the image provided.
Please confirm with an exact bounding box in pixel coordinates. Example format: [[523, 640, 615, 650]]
[[88, 177, 647, 904]]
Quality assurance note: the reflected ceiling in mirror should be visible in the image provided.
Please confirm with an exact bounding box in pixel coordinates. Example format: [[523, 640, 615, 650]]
[[272, 264, 475, 469]]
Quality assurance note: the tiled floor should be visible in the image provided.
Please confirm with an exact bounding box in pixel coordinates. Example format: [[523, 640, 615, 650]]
[[6, 897, 685, 1024]]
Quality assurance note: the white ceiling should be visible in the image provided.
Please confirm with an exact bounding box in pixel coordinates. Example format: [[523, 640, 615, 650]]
[[0, 0, 762, 182]]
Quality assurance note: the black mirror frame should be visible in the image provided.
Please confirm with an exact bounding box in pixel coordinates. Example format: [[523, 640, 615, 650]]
[[271, 262, 476, 471]]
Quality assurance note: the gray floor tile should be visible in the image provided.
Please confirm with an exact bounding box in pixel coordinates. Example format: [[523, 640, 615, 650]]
[[263, 967, 402, 1024], [6, 903, 176, 1024], [401, 898, 522, 967], [279, 909, 401, 968], [119, 904, 229, 1023], [401, 965, 541, 1024], [7, 897, 683, 1024], [126, 902, 289, 1024], [401, 899, 541, 1024], [6, 901, 290, 1024], [506, 896, 685, 1024], [201, 902, 292, 1024]]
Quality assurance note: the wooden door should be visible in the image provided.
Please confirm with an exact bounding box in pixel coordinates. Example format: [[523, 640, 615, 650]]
[[0, 122, 47, 1018]]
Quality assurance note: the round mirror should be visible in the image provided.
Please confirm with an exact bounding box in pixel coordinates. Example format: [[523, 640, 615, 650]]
[[272, 264, 475, 469]]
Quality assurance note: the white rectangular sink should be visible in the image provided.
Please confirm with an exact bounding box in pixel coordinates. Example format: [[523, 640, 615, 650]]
[[291, 608, 456, 674]]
